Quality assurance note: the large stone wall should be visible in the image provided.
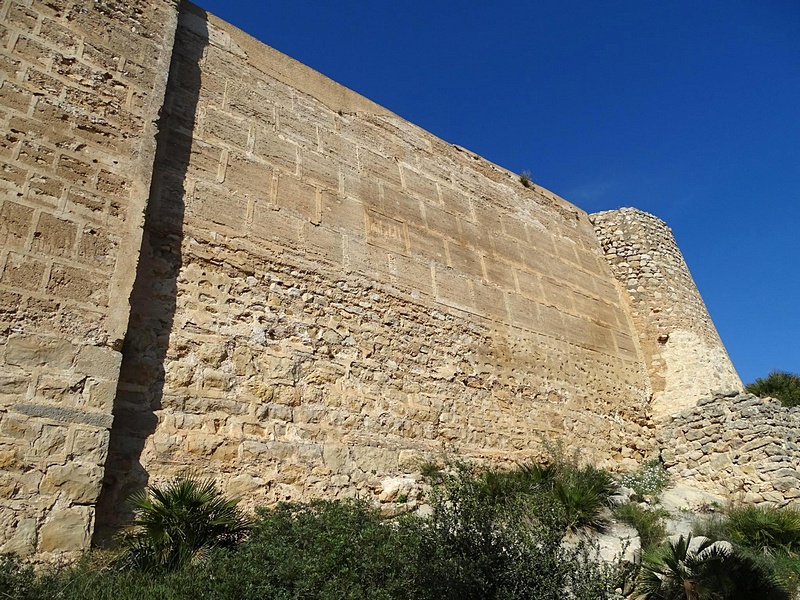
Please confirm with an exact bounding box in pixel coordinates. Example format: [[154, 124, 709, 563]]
[[592, 208, 742, 416], [0, 0, 756, 556], [94, 3, 658, 528], [0, 0, 178, 556]]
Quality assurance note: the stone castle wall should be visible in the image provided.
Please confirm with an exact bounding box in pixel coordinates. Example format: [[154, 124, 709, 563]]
[[0, 0, 752, 556], [96, 2, 657, 528], [0, 0, 178, 555], [592, 208, 742, 416]]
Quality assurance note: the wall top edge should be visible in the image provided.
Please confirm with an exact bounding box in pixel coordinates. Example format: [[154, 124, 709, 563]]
[[184, 2, 586, 221], [589, 207, 671, 230]]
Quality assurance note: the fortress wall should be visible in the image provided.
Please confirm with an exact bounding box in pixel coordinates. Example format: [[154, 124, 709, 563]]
[[658, 392, 800, 505], [0, 0, 178, 555], [96, 3, 655, 527], [591, 208, 742, 417]]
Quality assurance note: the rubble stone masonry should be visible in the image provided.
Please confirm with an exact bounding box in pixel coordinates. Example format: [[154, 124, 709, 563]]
[[96, 2, 657, 529], [1, 0, 753, 556], [591, 208, 742, 416], [658, 392, 800, 506]]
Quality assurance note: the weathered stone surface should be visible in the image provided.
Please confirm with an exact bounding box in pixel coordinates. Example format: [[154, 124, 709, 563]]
[[4, 335, 75, 370], [0, 0, 179, 557], [40, 464, 104, 504], [0, 518, 37, 557], [11, 404, 114, 429], [39, 507, 93, 552], [658, 393, 800, 504], [1, 0, 777, 562], [592, 209, 743, 416]]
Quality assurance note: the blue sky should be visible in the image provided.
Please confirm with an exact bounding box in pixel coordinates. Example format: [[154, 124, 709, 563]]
[[194, 0, 799, 385]]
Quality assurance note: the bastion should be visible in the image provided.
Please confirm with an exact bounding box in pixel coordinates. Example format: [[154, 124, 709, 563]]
[[0, 0, 745, 556]]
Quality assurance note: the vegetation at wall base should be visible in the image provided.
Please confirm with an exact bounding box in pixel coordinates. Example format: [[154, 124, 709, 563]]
[[634, 533, 791, 600], [0, 465, 628, 600], [746, 370, 800, 407], [612, 503, 668, 552], [116, 474, 251, 572], [620, 459, 670, 499], [695, 504, 800, 594], [7, 464, 800, 599]]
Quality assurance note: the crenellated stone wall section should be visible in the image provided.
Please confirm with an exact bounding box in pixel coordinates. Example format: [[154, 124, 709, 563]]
[[591, 208, 742, 416], [0, 0, 178, 556]]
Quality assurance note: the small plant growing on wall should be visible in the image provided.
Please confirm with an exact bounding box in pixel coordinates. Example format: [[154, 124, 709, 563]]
[[519, 170, 533, 188]]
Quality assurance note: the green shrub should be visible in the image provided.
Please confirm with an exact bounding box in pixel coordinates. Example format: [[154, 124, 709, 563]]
[[117, 474, 250, 572], [746, 370, 800, 407], [620, 459, 670, 498], [1, 484, 628, 600], [419, 460, 444, 483], [613, 503, 668, 552], [724, 504, 800, 553], [0, 552, 206, 600], [415, 464, 624, 599], [555, 464, 616, 532], [635, 534, 790, 600], [0, 553, 39, 600], [696, 504, 800, 594], [469, 456, 615, 533], [217, 498, 416, 600]]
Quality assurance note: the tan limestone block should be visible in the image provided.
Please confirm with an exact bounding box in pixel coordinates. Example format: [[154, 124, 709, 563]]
[[70, 428, 109, 465], [1, 253, 46, 292], [32, 424, 67, 457], [0, 518, 36, 556], [74, 345, 122, 379], [227, 473, 265, 497], [40, 463, 103, 504], [39, 506, 93, 552]]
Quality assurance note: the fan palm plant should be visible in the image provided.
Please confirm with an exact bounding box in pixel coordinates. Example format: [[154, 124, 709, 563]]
[[118, 474, 251, 572], [634, 534, 789, 600]]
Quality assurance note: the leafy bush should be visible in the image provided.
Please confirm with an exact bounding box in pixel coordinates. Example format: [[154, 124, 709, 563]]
[[419, 460, 444, 483], [470, 458, 616, 533], [554, 464, 616, 532], [620, 459, 670, 498], [117, 474, 250, 572], [613, 503, 668, 552], [221, 499, 416, 600], [0, 462, 626, 600], [0, 552, 206, 600], [414, 464, 624, 599], [746, 370, 800, 407], [430, 448, 617, 535], [696, 504, 800, 594], [0, 553, 39, 600]]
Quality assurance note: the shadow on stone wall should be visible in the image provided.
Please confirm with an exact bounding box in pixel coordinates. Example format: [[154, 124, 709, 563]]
[[93, 2, 207, 538]]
